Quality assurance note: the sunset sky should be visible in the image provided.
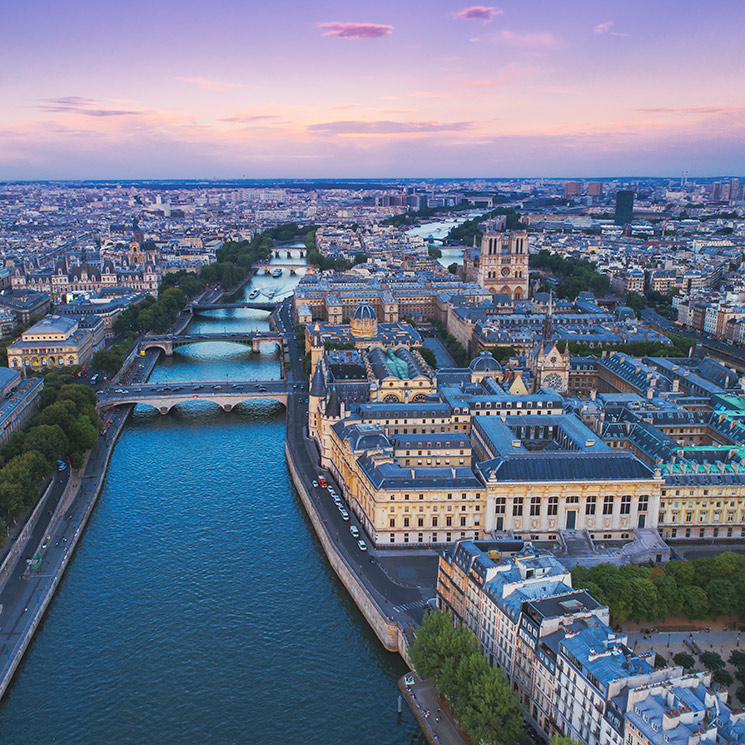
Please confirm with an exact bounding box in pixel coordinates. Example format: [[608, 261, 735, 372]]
[[2, 0, 744, 179]]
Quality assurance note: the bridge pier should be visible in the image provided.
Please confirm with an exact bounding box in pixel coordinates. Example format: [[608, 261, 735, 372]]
[[252, 339, 261, 353], [158, 406, 171, 415], [221, 403, 233, 412]]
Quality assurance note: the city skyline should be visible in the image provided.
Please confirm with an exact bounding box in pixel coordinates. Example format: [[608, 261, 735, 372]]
[[2, 0, 744, 179]]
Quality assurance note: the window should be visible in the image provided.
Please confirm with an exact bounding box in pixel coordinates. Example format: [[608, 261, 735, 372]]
[[403, 517, 410, 527], [603, 495, 614, 515], [547, 497, 558, 516], [432, 516, 438, 528], [529, 497, 541, 516], [460, 516, 467, 527], [566, 496, 579, 504], [389, 518, 395, 528], [620, 495, 632, 515], [513, 498, 524, 517], [586, 496, 596, 515], [446, 516, 452, 527], [418, 517, 424, 527], [495, 498, 506, 514], [638, 495, 649, 512]]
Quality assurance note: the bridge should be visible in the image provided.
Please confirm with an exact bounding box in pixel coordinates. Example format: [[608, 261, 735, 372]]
[[272, 248, 306, 259], [251, 263, 313, 276], [188, 301, 280, 312], [140, 331, 284, 356], [97, 380, 289, 414]]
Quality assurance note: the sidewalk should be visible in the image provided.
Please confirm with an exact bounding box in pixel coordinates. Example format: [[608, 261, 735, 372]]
[[399, 675, 467, 745]]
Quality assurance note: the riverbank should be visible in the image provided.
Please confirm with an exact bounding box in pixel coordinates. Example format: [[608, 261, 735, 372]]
[[0, 348, 161, 701]]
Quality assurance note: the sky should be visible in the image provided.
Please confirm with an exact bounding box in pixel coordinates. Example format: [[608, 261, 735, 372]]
[[1, 0, 744, 179]]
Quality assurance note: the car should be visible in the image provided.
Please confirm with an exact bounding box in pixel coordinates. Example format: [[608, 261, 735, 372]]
[[357, 540, 367, 551], [194, 385, 202, 390], [96, 390, 104, 395], [312, 480, 318, 488], [350, 526, 359, 538], [212, 385, 222, 390], [56, 460, 67, 471], [340, 509, 349, 521]]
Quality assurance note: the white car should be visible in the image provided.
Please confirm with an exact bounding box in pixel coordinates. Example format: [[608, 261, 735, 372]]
[[312, 480, 318, 488], [340, 509, 349, 521], [357, 540, 367, 551], [350, 526, 360, 538]]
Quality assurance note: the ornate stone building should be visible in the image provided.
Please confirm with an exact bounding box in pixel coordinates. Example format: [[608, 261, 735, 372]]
[[463, 231, 529, 299]]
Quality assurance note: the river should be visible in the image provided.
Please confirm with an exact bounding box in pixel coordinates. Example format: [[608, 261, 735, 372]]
[[406, 216, 483, 268], [0, 252, 423, 745]]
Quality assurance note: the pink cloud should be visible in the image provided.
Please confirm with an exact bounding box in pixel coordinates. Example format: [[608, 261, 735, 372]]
[[307, 120, 473, 135], [317, 22, 393, 39], [453, 6, 503, 22], [638, 107, 742, 115], [36, 97, 142, 117], [593, 21, 629, 37], [498, 30, 560, 50]]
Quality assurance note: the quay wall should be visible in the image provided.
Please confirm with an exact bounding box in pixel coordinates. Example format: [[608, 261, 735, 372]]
[[284, 440, 408, 658]]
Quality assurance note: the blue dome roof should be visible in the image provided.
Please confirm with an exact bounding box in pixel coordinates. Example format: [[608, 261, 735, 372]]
[[469, 352, 502, 373], [352, 303, 377, 321]]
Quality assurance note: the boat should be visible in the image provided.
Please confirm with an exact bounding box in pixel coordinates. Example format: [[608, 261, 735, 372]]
[[248, 289, 260, 300], [271, 268, 283, 278], [266, 289, 276, 299]]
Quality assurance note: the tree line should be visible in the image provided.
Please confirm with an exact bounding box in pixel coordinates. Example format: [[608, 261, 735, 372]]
[[446, 207, 524, 246], [530, 250, 610, 299], [572, 552, 745, 623], [0, 371, 100, 523], [411, 609, 525, 745]]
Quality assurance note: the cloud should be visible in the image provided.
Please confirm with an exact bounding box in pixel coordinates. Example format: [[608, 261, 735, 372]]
[[36, 97, 141, 117], [307, 120, 473, 135], [498, 30, 560, 50], [593, 21, 629, 37], [177, 77, 244, 92], [220, 114, 281, 124], [638, 106, 742, 115], [317, 22, 393, 39], [453, 6, 502, 22], [464, 62, 533, 88]]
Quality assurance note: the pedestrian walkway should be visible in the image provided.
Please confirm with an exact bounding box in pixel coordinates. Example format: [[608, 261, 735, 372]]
[[399, 675, 467, 745], [394, 598, 430, 613]]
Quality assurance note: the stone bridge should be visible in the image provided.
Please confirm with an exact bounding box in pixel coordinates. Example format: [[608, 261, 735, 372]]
[[140, 331, 284, 356], [188, 301, 279, 313], [97, 380, 289, 415], [251, 263, 311, 276]]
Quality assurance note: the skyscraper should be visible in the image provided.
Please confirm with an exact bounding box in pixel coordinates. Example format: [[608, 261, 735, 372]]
[[614, 190, 634, 226], [564, 181, 581, 198]]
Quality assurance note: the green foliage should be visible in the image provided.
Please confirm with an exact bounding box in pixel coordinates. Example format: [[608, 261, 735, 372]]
[[428, 245, 442, 259], [673, 652, 695, 670], [446, 205, 522, 245], [570, 556, 745, 624], [551, 738, 582, 745], [381, 201, 476, 228], [199, 262, 246, 289], [160, 270, 205, 298], [484, 346, 518, 363], [737, 686, 745, 705], [444, 334, 468, 366], [730, 650, 745, 668], [529, 249, 608, 300], [302, 353, 312, 377], [625, 292, 647, 314], [699, 651, 725, 671], [411, 610, 524, 745], [114, 284, 194, 335], [562, 335, 695, 359], [0, 381, 102, 523], [413, 346, 437, 369], [713, 668, 734, 687], [304, 227, 355, 272], [654, 653, 668, 669]]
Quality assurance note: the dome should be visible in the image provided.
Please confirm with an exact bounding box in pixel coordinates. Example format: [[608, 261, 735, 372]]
[[352, 303, 377, 322], [469, 351, 502, 373]]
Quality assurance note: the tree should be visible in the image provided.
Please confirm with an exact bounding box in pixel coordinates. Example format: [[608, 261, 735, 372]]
[[729, 650, 745, 668], [706, 578, 737, 617], [680, 585, 709, 620], [673, 652, 695, 670], [699, 651, 725, 671], [654, 575, 682, 618], [666, 560, 695, 586], [410, 609, 457, 683], [460, 664, 525, 745], [629, 578, 660, 622], [714, 551, 745, 578], [414, 346, 437, 369], [551, 738, 582, 745], [448, 262, 459, 274], [737, 687, 745, 705], [23, 425, 69, 466], [713, 668, 733, 687], [625, 292, 647, 314], [654, 653, 668, 669]]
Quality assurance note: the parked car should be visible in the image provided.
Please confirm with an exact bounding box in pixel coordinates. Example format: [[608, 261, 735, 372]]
[[312, 480, 318, 488], [340, 509, 349, 521], [350, 526, 359, 538], [357, 540, 367, 552]]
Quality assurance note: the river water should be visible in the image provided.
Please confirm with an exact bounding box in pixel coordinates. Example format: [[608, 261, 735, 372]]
[[0, 251, 423, 745]]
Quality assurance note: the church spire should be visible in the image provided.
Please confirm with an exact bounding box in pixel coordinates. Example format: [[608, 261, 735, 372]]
[[541, 290, 554, 344]]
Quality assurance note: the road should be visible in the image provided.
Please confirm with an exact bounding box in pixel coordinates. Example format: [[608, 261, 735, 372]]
[[278, 297, 437, 631]]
